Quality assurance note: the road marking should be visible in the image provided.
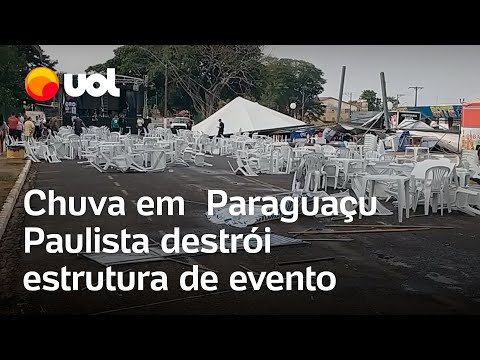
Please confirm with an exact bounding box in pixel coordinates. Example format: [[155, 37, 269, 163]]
[[108, 175, 114, 180], [114, 182, 121, 187], [121, 189, 129, 196]]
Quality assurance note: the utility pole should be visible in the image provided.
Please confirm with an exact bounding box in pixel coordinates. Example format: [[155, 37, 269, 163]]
[[408, 86, 424, 107], [301, 90, 305, 121], [344, 92, 353, 119], [143, 75, 148, 118], [164, 57, 168, 118], [396, 94, 405, 107], [336, 66, 346, 124]]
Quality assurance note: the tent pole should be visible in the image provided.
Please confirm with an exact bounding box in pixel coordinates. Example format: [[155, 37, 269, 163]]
[[336, 66, 346, 124], [380, 72, 389, 130]]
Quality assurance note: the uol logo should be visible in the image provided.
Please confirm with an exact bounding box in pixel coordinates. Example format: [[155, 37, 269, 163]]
[[25, 67, 120, 102]]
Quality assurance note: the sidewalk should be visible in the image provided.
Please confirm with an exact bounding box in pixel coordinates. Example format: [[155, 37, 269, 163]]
[[0, 155, 26, 207]]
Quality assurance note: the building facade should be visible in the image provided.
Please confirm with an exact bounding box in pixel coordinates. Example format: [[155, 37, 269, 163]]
[[317, 96, 359, 123]]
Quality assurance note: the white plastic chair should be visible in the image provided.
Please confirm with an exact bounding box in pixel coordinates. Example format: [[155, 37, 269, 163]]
[[336, 147, 349, 158], [194, 153, 213, 167], [379, 153, 397, 162], [228, 156, 258, 177], [363, 134, 378, 152], [365, 150, 380, 161], [414, 166, 450, 215], [321, 163, 340, 190], [301, 153, 324, 192]]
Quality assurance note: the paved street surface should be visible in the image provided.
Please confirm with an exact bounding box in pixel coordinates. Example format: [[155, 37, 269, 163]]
[[1, 156, 480, 315]]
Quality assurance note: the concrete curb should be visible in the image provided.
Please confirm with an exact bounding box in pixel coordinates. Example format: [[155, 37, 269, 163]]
[[0, 160, 32, 241]]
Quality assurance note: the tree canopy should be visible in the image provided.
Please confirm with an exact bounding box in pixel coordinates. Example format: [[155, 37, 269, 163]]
[[0, 45, 58, 115], [360, 89, 381, 111], [0, 45, 328, 122], [86, 45, 327, 122], [259, 57, 326, 123]]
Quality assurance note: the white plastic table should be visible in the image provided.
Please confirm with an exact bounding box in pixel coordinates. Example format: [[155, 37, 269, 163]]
[[405, 146, 429, 160], [359, 174, 410, 222]]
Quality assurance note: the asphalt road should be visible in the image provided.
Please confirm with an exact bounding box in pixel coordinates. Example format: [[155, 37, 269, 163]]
[[1, 156, 480, 315]]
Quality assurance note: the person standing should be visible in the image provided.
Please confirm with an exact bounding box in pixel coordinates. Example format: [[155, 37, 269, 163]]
[[447, 116, 454, 129], [136, 116, 145, 136], [49, 117, 59, 133], [7, 113, 19, 139], [0, 114, 7, 154], [187, 119, 193, 130], [111, 114, 120, 133], [23, 116, 35, 139], [34, 115, 42, 139], [119, 113, 126, 134], [73, 116, 85, 136], [217, 118, 224, 137], [16, 115, 24, 140]]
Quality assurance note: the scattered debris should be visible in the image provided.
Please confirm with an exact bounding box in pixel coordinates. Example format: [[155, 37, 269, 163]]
[[278, 257, 335, 266], [166, 258, 217, 273], [289, 227, 433, 235], [298, 238, 353, 242], [330, 216, 348, 221], [292, 227, 313, 238], [325, 224, 454, 229], [425, 272, 459, 285], [239, 264, 260, 275], [81, 234, 305, 267], [183, 199, 209, 206]]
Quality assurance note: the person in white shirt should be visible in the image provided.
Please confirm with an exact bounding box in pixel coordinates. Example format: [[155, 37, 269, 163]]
[[136, 116, 145, 136]]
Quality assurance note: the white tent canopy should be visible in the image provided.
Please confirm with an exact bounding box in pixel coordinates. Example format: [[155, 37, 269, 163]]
[[192, 96, 306, 136]]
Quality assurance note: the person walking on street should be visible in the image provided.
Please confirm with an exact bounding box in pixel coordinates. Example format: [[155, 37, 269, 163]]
[[217, 118, 224, 137]]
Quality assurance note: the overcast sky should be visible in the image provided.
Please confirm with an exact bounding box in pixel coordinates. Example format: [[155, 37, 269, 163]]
[[41, 45, 480, 106]]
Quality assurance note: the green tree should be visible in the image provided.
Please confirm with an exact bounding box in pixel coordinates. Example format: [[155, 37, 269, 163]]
[[0, 46, 27, 115], [87, 45, 264, 119], [360, 89, 383, 111], [387, 96, 400, 109], [360, 90, 377, 111], [15, 45, 57, 71], [259, 57, 326, 123], [0, 45, 58, 116]]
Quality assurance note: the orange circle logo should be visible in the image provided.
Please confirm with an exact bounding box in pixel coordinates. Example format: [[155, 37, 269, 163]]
[[25, 67, 59, 101]]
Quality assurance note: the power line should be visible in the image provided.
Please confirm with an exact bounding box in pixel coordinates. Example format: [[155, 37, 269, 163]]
[[138, 46, 218, 114], [408, 86, 424, 107]]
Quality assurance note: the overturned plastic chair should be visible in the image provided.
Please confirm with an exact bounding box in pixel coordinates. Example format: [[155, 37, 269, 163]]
[[194, 152, 213, 167], [228, 156, 258, 177]]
